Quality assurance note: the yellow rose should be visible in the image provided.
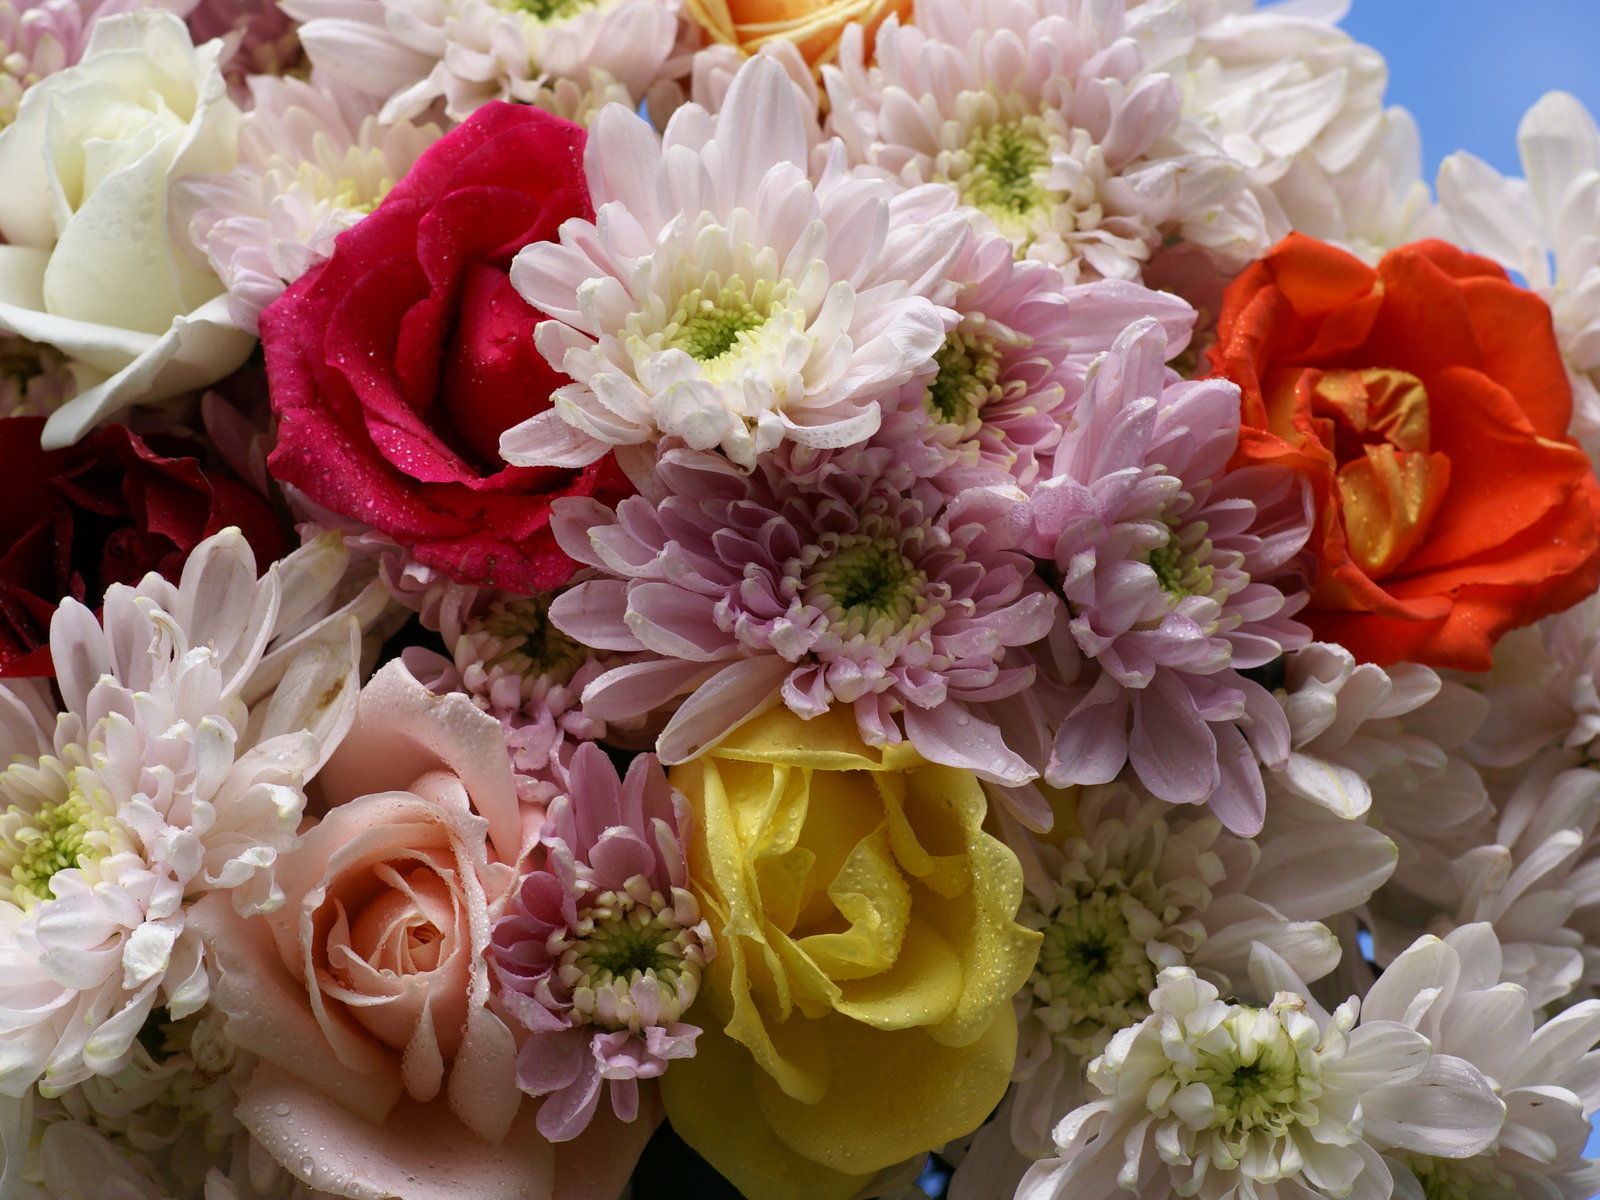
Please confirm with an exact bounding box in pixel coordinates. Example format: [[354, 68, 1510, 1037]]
[[683, 0, 910, 69], [661, 707, 1042, 1200]]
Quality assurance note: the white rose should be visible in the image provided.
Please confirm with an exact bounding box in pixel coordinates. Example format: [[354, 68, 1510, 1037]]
[[0, 10, 252, 448]]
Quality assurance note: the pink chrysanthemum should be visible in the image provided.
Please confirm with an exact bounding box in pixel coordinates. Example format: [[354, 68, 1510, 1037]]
[[1022, 317, 1312, 834], [822, 0, 1266, 282], [490, 744, 710, 1141], [175, 75, 441, 335], [0, 0, 193, 124], [549, 447, 1060, 784], [502, 54, 968, 472], [856, 233, 1202, 494], [403, 588, 632, 801]]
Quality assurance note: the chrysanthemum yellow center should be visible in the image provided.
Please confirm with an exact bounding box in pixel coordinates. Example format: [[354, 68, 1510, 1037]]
[[666, 280, 770, 365], [1187, 1011, 1320, 1138], [0, 762, 118, 910], [481, 595, 586, 683], [804, 538, 921, 627], [926, 331, 1002, 429], [501, 0, 593, 21], [959, 118, 1053, 219], [1034, 890, 1156, 1023], [1145, 510, 1229, 606]]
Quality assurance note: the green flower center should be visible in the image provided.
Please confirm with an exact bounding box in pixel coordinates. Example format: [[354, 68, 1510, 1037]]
[[803, 538, 921, 628], [1, 762, 118, 910], [666, 278, 770, 365], [481, 595, 586, 683], [500, 0, 592, 20], [959, 118, 1052, 218], [925, 331, 1002, 428], [1187, 1011, 1319, 1138], [1403, 1155, 1516, 1200], [1028, 886, 1160, 1051], [557, 884, 709, 1034], [578, 910, 681, 980], [1146, 523, 1215, 599]]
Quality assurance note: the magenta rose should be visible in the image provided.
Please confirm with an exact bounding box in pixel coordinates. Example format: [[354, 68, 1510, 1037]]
[[259, 101, 630, 593], [0, 415, 287, 675]]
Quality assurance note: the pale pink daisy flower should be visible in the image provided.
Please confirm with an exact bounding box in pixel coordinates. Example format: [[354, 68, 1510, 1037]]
[[282, 0, 686, 124], [0, 530, 383, 1096], [0, 0, 195, 124], [175, 74, 442, 335], [1020, 317, 1312, 835], [822, 0, 1268, 284], [847, 228, 1202, 495], [502, 54, 969, 472], [402, 588, 631, 800], [548, 446, 1060, 784], [490, 744, 710, 1141]]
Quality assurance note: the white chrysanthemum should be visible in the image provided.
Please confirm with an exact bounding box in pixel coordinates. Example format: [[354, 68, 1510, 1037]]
[[1439, 91, 1600, 458], [1003, 781, 1393, 1161], [502, 54, 967, 470], [1455, 760, 1600, 1008], [1364, 924, 1600, 1200], [175, 75, 441, 334], [1019, 953, 1505, 1200], [1464, 595, 1600, 771], [822, 0, 1267, 283], [1129, 0, 1440, 262], [0, 530, 385, 1096], [283, 0, 685, 123]]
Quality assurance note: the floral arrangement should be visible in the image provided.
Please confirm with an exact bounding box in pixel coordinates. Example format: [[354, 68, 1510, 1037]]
[[5, 1, 1600, 1198]]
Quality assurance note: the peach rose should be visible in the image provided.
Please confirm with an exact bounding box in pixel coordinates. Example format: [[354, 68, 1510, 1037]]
[[192, 662, 650, 1200]]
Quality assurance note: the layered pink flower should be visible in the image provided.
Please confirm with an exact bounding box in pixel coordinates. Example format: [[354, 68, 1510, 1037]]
[[192, 662, 651, 1200], [1021, 318, 1313, 834], [838, 230, 1200, 495], [0, 0, 195, 124], [549, 448, 1060, 783], [491, 744, 710, 1141]]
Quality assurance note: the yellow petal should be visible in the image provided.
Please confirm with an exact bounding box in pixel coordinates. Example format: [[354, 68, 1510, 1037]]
[[659, 1014, 876, 1200]]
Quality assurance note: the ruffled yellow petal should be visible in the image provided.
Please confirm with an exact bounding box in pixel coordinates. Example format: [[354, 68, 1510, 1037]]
[[665, 708, 1043, 1192]]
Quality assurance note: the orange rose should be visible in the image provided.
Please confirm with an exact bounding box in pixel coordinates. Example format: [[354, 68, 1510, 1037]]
[[684, 0, 910, 68], [1208, 233, 1600, 670]]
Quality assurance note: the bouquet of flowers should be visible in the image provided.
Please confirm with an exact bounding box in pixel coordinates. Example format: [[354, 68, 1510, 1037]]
[[5, 0, 1600, 1196]]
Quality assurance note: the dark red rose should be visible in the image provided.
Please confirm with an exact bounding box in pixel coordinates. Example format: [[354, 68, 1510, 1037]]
[[0, 416, 288, 675], [260, 101, 629, 593]]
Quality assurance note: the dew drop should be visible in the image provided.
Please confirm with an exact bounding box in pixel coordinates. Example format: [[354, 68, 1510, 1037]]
[[273, 1102, 292, 1116], [298, 1155, 316, 1176]]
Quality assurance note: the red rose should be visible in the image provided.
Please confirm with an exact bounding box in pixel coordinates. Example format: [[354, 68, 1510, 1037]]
[[0, 416, 287, 675], [1209, 234, 1600, 669], [260, 102, 628, 593]]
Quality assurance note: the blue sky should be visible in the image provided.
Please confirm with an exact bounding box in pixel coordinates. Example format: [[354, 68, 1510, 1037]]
[[1340, 0, 1600, 180]]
